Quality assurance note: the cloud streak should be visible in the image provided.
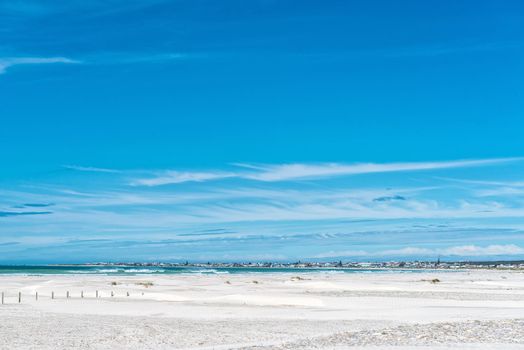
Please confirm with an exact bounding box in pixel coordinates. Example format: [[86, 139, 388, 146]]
[[313, 244, 524, 259], [132, 158, 522, 185], [131, 171, 234, 186], [3, 158, 524, 262], [84, 52, 194, 65], [64, 165, 120, 173], [0, 57, 80, 74], [240, 158, 522, 182]]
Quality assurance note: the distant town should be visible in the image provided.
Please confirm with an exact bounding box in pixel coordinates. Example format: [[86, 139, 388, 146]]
[[81, 260, 524, 270]]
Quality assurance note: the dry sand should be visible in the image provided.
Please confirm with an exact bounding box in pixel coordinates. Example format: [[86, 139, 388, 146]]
[[0, 269, 523, 349]]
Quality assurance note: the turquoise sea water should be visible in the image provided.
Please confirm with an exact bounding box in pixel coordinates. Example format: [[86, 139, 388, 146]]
[[0, 265, 434, 276]]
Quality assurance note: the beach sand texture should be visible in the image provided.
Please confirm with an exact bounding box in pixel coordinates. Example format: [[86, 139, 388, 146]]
[[0, 270, 523, 349]]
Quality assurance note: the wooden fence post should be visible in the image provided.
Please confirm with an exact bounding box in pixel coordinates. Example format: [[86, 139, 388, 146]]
[[52, 291, 54, 299], [36, 292, 38, 301], [18, 292, 21, 303]]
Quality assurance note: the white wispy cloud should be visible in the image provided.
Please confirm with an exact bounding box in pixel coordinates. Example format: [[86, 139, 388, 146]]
[[130, 171, 235, 186], [5, 158, 524, 256], [181, 199, 524, 224], [443, 244, 524, 256], [240, 158, 522, 182], [131, 158, 522, 185], [439, 177, 524, 197], [0, 56, 80, 74], [64, 165, 120, 173], [313, 244, 524, 258], [83, 52, 195, 65], [475, 187, 524, 197], [0, 52, 193, 75], [4, 182, 524, 229], [438, 177, 524, 187]]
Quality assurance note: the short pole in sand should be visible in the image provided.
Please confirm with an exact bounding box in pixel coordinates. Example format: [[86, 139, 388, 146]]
[[81, 291, 84, 298], [18, 292, 21, 303], [111, 291, 114, 297], [1, 292, 4, 304], [51, 291, 54, 299], [126, 292, 129, 297], [66, 291, 70, 299], [96, 290, 99, 298], [36, 292, 38, 301]]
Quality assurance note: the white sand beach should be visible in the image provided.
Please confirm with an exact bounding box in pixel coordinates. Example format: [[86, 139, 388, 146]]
[[1, 270, 524, 349]]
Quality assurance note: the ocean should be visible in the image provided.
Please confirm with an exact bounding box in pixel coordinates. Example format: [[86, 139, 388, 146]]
[[0, 265, 432, 276]]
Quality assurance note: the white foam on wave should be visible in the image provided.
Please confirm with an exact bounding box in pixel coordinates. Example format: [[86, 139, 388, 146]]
[[318, 270, 346, 274], [68, 268, 166, 274], [124, 269, 165, 273], [93, 269, 121, 273], [183, 269, 229, 275]]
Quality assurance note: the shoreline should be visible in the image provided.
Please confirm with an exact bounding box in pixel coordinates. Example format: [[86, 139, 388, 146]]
[[1, 263, 523, 273], [1, 259, 523, 272]]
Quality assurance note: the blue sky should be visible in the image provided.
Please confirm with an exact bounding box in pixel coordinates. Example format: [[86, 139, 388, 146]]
[[1, 0, 524, 263]]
